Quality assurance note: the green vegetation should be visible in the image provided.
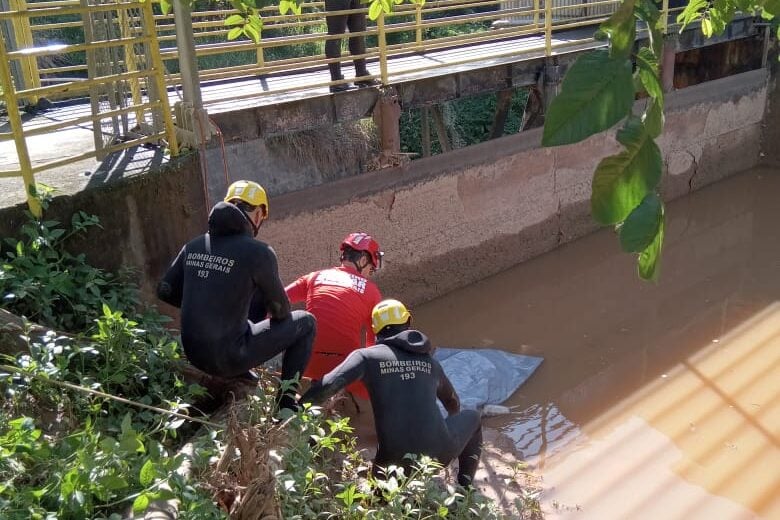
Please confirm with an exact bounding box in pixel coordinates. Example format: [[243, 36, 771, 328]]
[[400, 90, 529, 156], [1, 192, 539, 518], [540, 0, 779, 281]]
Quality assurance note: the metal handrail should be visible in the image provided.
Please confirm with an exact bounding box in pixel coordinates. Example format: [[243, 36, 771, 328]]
[[1, 0, 694, 216], [0, 0, 178, 215]]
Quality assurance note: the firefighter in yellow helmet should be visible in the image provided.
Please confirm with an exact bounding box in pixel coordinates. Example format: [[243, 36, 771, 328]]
[[158, 180, 315, 412], [301, 299, 482, 487]]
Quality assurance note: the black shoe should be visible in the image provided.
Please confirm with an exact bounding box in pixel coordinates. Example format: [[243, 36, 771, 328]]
[[355, 78, 380, 88], [330, 83, 351, 93]]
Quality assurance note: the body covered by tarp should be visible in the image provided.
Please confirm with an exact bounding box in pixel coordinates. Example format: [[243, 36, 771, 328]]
[[433, 348, 543, 411]]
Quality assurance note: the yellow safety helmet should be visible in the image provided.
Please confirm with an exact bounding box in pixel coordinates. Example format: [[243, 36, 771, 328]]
[[224, 180, 269, 218], [371, 299, 412, 335]]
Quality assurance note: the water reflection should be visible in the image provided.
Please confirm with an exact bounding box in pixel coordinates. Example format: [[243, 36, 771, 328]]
[[498, 402, 582, 467], [414, 168, 780, 518]]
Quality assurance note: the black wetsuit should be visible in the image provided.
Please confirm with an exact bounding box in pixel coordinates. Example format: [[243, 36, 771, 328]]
[[157, 201, 315, 409], [301, 329, 482, 486]]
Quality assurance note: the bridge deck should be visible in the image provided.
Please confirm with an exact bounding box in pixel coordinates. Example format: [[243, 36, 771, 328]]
[[0, 26, 604, 208]]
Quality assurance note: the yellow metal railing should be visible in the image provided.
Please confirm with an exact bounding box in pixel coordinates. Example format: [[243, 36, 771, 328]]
[[16, 0, 685, 96], [1, 0, 688, 214], [0, 0, 179, 216]]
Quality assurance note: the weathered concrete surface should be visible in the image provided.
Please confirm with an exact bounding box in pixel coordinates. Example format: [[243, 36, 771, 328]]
[[255, 68, 770, 306], [0, 158, 206, 303], [761, 38, 780, 167], [0, 67, 772, 310]]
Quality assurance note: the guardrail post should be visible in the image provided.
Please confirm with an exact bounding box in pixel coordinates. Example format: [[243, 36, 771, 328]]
[[144, 0, 179, 156], [8, 0, 40, 104], [533, 0, 540, 28], [544, 0, 552, 56], [0, 32, 40, 217], [377, 12, 389, 85], [661, 0, 668, 34], [415, 4, 423, 50]]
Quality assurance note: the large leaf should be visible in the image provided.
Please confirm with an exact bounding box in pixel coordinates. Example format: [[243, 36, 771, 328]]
[[591, 117, 663, 224], [638, 213, 665, 281], [643, 97, 664, 138], [542, 51, 634, 147], [636, 47, 662, 100], [619, 193, 663, 252], [600, 0, 637, 60]]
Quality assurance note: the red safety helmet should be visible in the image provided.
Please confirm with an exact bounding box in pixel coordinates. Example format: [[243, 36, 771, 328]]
[[340, 232, 384, 270]]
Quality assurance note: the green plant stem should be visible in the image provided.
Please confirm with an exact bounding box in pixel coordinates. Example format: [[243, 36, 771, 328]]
[[0, 364, 222, 428]]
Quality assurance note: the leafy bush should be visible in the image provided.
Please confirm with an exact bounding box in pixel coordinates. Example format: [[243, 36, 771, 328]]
[[0, 197, 137, 333], [1, 196, 540, 519]]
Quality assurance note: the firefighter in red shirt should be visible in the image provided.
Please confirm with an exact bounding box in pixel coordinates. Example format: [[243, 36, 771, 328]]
[[285, 232, 383, 399]]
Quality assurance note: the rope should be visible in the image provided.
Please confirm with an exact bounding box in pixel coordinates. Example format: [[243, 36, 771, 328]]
[[0, 364, 223, 429]]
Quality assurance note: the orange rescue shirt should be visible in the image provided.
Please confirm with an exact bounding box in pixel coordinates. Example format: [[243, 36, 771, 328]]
[[285, 265, 381, 399]]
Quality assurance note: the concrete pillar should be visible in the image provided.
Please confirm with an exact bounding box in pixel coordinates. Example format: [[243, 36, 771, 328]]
[[172, 0, 215, 147], [661, 36, 677, 93], [542, 59, 562, 109], [373, 88, 402, 155]]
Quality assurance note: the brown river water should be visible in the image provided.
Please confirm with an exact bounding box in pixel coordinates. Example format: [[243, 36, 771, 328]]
[[410, 167, 780, 519]]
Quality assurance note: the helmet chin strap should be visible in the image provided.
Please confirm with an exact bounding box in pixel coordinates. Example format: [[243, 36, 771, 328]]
[[238, 207, 261, 237]]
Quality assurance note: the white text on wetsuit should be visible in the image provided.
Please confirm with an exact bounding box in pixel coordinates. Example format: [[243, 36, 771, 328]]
[[186, 252, 235, 278], [379, 360, 432, 381]]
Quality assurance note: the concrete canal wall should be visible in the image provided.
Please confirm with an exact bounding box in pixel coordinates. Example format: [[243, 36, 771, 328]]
[[0, 68, 772, 307]]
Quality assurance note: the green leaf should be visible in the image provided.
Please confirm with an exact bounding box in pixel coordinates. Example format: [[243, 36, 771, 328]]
[[368, 0, 383, 20], [619, 193, 663, 252], [224, 14, 245, 26], [542, 50, 634, 147], [159, 0, 172, 15], [702, 17, 713, 37], [599, 0, 636, 60], [636, 47, 662, 100], [591, 117, 662, 224], [676, 0, 707, 29], [97, 474, 129, 491], [244, 23, 261, 43], [132, 493, 150, 514], [638, 213, 665, 281], [227, 27, 243, 40], [643, 97, 664, 138], [139, 459, 157, 487]]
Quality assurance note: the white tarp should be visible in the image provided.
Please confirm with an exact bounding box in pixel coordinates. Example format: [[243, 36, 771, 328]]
[[433, 348, 543, 412]]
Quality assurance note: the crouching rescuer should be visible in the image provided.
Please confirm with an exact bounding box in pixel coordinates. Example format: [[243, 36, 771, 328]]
[[300, 299, 482, 487], [157, 180, 316, 412]]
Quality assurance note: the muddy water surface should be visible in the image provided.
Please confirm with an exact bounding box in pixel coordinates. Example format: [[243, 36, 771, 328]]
[[413, 168, 780, 519]]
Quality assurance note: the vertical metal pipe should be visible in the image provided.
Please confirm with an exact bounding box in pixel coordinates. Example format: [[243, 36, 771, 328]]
[[544, 0, 552, 56], [145, 0, 179, 155], [377, 12, 389, 85], [661, 0, 668, 34], [415, 4, 422, 50], [533, 0, 540, 28]]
